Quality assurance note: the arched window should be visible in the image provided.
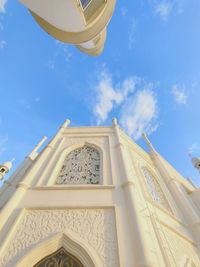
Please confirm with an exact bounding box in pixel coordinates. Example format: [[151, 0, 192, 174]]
[[56, 145, 100, 185], [34, 247, 84, 267], [142, 167, 171, 212]]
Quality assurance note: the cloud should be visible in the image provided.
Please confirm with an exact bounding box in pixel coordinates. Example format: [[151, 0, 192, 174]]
[[0, 135, 8, 156], [153, 1, 173, 21], [18, 97, 40, 109], [47, 60, 55, 70], [128, 19, 137, 50], [121, 7, 127, 17], [188, 143, 200, 155], [120, 88, 158, 140], [0, 0, 7, 13], [0, 40, 6, 49], [55, 40, 72, 62], [152, 0, 185, 21], [171, 84, 187, 104], [94, 70, 137, 125], [92, 69, 159, 140]]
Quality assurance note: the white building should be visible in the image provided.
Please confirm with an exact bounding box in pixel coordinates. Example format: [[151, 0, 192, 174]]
[[0, 119, 200, 267], [20, 0, 116, 56]]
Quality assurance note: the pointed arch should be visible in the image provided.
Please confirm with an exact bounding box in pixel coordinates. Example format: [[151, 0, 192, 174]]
[[15, 232, 99, 267], [33, 247, 84, 267], [142, 167, 172, 212]]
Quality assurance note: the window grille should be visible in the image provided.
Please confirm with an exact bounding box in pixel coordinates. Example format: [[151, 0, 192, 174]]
[[142, 167, 172, 212], [56, 145, 100, 185], [80, 0, 92, 9]]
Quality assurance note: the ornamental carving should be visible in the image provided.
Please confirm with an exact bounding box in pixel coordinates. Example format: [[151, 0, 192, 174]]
[[64, 137, 107, 148], [34, 247, 84, 267], [158, 222, 200, 266], [142, 168, 172, 212], [0, 209, 119, 267], [56, 145, 100, 185]]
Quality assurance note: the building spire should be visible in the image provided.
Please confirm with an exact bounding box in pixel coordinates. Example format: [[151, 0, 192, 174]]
[[28, 136, 48, 160], [0, 160, 13, 180], [142, 132, 157, 155], [192, 157, 200, 173], [60, 119, 70, 129], [112, 117, 118, 126]]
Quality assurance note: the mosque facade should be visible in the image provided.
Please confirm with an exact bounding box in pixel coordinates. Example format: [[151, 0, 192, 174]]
[[0, 119, 200, 267]]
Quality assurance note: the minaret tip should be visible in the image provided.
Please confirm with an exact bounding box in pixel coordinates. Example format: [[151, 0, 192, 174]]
[[28, 136, 48, 160], [192, 157, 200, 172], [142, 132, 151, 145], [112, 118, 118, 126], [142, 132, 157, 155], [0, 160, 13, 180], [61, 119, 70, 128]]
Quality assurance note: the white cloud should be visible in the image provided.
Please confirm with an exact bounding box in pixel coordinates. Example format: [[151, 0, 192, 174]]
[[0, 0, 7, 13], [94, 70, 137, 124], [0, 40, 6, 49], [152, 0, 185, 20], [153, 1, 173, 21], [188, 143, 200, 155], [120, 88, 158, 140], [0, 135, 8, 156], [55, 40, 72, 62], [47, 60, 55, 70], [128, 19, 137, 50], [171, 84, 187, 104], [92, 69, 159, 140]]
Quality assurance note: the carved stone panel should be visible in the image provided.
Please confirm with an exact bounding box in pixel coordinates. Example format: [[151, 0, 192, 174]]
[[56, 146, 100, 185], [0, 209, 119, 267], [158, 222, 200, 266]]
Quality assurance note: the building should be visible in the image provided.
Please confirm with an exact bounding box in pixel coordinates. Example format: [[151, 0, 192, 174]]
[[20, 0, 116, 56], [0, 119, 200, 267]]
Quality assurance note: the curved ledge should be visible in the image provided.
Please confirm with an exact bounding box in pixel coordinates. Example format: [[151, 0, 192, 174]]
[[77, 28, 107, 56], [30, 0, 116, 44]]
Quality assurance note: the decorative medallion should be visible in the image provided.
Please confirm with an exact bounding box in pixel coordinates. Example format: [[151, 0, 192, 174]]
[[56, 145, 100, 184], [34, 247, 84, 267]]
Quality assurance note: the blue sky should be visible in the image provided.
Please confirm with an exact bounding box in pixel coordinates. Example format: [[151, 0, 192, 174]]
[[0, 0, 200, 186]]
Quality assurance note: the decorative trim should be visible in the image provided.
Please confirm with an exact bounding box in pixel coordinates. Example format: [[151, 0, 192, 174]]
[[114, 143, 124, 148], [121, 181, 135, 188], [16, 183, 29, 190], [34, 185, 115, 190], [146, 197, 185, 225], [157, 218, 196, 245], [3, 181, 12, 186]]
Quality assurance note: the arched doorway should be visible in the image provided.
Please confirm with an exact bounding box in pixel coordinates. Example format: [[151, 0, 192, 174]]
[[34, 247, 84, 267]]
